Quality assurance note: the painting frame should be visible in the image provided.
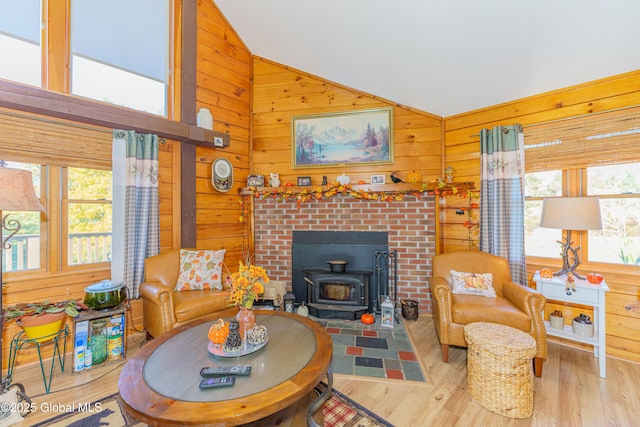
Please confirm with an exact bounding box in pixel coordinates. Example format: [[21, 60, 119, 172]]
[[292, 108, 394, 169]]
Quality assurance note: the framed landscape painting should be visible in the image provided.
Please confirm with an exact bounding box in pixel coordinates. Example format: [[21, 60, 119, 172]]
[[292, 108, 393, 168]]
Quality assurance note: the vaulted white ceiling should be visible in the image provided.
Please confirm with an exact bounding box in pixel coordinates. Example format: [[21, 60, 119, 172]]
[[214, 0, 640, 117]]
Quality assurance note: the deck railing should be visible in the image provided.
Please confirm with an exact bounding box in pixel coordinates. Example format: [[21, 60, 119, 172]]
[[2, 233, 112, 271]]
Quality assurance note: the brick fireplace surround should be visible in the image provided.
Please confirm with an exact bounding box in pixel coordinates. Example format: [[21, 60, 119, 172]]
[[252, 194, 436, 314]]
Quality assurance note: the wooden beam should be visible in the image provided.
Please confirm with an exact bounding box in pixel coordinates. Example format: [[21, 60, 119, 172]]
[[0, 79, 229, 146], [180, 0, 198, 249]]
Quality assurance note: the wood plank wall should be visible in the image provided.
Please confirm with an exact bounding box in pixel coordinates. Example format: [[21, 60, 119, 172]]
[[194, 0, 252, 269], [251, 57, 444, 188], [443, 69, 640, 363]]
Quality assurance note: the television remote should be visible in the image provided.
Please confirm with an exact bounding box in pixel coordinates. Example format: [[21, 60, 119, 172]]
[[200, 366, 252, 377], [199, 376, 235, 389]]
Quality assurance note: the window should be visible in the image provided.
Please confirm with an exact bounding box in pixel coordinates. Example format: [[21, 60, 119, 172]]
[[70, 0, 169, 115], [524, 171, 562, 258], [587, 163, 640, 265], [0, 161, 43, 272], [1, 161, 112, 274], [0, 0, 41, 86], [65, 168, 113, 266], [523, 106, 640, 268], [0, 1, 171, 116]]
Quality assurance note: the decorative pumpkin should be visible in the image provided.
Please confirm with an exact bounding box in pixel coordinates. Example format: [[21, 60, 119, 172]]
[[464, 273, 485, 290], [586, 272, 603, 284], [360, 313, 375, 324], [208, 319, 229, 345], [539, 268, 553, 278], [406, 170, 421, 183]]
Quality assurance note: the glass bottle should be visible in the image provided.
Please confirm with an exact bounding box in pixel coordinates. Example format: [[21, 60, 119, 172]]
[[88, 319, 108, 365]]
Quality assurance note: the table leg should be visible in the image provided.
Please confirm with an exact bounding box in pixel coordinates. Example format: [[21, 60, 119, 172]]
[[306, 367, 333, 427]]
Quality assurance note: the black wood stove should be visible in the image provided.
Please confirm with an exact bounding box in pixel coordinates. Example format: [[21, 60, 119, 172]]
[[304, 269, 372, 320]]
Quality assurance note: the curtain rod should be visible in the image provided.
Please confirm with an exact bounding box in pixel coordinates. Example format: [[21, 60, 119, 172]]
[[0, 108, 167, 144], [469, 103, 640, 138]]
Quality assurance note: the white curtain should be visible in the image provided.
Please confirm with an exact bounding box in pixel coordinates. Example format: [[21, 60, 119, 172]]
[[112, 130, 160, 298]]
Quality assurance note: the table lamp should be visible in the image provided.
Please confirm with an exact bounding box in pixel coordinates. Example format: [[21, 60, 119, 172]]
[[0, 167, 44, 395], [539, 197, 602, 279]]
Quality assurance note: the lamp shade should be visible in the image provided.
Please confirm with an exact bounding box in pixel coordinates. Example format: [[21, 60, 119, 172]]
[[540, 197, 602, 231], [0, 168, 44, 212]]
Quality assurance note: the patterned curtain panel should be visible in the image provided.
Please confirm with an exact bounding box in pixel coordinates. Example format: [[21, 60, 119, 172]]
[[112, 130, 160, 298], [479, 125, 527, 286]]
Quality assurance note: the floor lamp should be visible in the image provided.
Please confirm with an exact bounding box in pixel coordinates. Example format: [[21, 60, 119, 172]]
[[539, 197, 602, 280], [0, 167, 44, 394]]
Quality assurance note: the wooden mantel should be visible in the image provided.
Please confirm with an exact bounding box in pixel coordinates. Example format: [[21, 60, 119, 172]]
[[239, 182, 475, 197]]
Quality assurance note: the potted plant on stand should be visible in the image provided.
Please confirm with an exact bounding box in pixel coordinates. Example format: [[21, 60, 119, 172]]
[[3, 300, 86, 342]]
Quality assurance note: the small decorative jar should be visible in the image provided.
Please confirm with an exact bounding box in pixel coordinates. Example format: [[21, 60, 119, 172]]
[[549, 310, 564, 329], [572, 313, 594, 337]]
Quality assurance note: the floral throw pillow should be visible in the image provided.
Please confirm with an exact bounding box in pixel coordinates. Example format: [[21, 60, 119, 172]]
[[450, 270, 496, 297], [175, 249, 226, 291]]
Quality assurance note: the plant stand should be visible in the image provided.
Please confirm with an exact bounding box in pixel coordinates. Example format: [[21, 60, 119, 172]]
[[8, 325, 69, 394]]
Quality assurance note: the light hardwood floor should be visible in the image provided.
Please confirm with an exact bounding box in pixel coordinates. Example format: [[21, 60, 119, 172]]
[[8, 315, 640, 426]]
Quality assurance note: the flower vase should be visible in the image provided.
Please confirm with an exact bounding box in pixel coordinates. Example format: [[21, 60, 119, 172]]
[[236, 307, 256, 340]]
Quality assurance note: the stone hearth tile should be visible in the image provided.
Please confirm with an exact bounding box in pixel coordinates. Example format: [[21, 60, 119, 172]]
[[326, 327, 341, 334], [355, 356, 383, 368], [331, 334, 356, 347], [355, 365, 385, 378], [398, 351, 418, 361], [355, 336, 388, 349], [402, 360, 426, 381], [383, 358, 401, 370], [387, 339, 413, 352], [364, 348, 398, 360], [362, 330, 378, 337], [332, 352, 355, 375], [340, 328, 362, 337], [346, 346, 363, 356], [386, 369, 404, 380]]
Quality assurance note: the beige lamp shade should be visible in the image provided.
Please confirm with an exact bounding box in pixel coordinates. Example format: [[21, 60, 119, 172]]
[[539, 197, 602, 231], [0, 168, 44, 212]]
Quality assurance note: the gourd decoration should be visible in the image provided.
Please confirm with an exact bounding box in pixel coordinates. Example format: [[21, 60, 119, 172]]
[[247, 325, 268, 346], [337, 173, 350, 185], [406, 170, 421, 183], [296, 302, 309, 317], [208, 319, 229, 345], [360, 313, 375, 324]]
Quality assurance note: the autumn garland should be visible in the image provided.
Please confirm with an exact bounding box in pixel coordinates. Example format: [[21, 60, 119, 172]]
[[239, 182, 479, 223]]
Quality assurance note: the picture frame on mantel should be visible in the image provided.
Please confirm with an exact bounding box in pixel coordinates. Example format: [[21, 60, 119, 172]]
[[292, 108, 394, 169]]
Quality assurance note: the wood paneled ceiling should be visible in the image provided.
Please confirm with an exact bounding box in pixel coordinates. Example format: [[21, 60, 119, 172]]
[[214, 0, 640, 117]]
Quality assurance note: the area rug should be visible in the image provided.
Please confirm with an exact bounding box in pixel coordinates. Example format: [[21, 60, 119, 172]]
[[312, 382, 394, 427], [30, 393, 142, 427], [32, 388, 392, 427], [317, 317, 427, 382]]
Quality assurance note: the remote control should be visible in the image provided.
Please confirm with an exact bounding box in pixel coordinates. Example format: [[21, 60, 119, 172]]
[[200, 366, 252, 377], [199, 376, 235, 389]]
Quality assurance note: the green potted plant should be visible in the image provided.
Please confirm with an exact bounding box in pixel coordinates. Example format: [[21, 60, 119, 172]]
[[3, 299, 86, 342]]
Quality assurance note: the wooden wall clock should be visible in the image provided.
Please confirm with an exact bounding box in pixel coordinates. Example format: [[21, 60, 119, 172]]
[[212, 158, 233, 192]]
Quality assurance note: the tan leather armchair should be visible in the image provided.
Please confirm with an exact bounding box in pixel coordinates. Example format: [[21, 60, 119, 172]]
[[429, 251, 547, 377], [139, 249, 235, 338]]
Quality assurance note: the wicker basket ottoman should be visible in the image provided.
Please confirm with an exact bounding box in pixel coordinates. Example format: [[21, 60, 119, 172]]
[[464, 322, 537, 418]]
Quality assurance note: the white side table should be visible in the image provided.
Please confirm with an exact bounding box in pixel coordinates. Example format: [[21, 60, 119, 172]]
[[533, 271, 609, 378]]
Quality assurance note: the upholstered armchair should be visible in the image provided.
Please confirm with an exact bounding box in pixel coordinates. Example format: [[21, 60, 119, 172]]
[[429, 251, 547, 377], [139, 249, 235, 338]]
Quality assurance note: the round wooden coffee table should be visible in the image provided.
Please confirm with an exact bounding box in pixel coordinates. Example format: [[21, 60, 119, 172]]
[[118, 309, 332, 426]]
